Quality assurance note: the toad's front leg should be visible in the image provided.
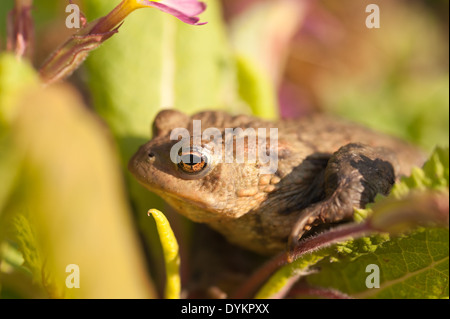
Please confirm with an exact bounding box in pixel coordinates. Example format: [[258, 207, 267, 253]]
[[288, 143, 399, 252]]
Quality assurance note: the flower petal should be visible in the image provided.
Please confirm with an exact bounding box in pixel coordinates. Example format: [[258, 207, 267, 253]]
[[143, 0, 207, 25]]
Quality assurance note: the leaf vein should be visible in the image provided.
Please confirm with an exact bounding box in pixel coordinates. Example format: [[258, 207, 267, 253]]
[[353, 256, 449, 298]]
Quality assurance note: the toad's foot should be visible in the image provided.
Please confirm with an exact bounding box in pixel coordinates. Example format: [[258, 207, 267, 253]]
[[287, 143, 398, 259]]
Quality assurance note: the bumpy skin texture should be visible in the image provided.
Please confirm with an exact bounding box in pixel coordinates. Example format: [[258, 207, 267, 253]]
[[129, 110, 424, 255]]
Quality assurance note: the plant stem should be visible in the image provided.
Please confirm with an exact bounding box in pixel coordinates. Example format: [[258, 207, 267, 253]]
[[7, 0, 34, 60], [231, 221, 373, 299], [89, 0, 142, 35]]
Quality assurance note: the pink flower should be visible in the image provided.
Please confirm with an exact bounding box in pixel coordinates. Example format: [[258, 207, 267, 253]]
[[40, 0, 207, 84], [143, 0, 207, 25]]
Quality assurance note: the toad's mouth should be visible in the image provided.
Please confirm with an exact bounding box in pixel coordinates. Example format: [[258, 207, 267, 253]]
[[128, 155, 235, 223], [135, 178, 235, 224]]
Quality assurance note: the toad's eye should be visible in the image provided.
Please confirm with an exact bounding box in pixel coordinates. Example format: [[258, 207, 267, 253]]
[[177, 148, 210, 175]]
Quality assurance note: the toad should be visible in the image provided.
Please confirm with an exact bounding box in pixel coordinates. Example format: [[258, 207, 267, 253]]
[[129, 110, 424, 255]]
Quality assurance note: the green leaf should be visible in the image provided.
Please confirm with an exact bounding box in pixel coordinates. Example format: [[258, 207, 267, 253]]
[[0, 53, 38, 127], [10, 214, 42, 282], [0, 240, 25, 271], [0, 54, 40, 298], [308, 228, 449, 299], [235, 55, 278, 119], [392, 146, 449, 198], [3, 84, 156, 298], [0, 53, 37, 219]]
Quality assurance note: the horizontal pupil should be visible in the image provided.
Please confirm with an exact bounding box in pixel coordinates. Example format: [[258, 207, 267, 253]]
[[181, 154, 202, 165]]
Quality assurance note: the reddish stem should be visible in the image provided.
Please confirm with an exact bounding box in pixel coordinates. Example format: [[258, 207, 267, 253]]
[[287, 282, 353, 299], [231, 221, 373, 299], [7, 0, 34, 60]]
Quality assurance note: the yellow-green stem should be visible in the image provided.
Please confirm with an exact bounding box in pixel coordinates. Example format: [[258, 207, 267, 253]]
[[148, 209, 181, 299]]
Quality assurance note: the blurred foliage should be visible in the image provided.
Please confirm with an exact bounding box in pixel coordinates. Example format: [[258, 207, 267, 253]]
[[0, 0, 448, 299], [1, 55, 155, 298], [278, 0, 448, 151]]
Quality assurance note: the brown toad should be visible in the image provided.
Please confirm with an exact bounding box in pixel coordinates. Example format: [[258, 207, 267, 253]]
[[128, 110, 424, 255]]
